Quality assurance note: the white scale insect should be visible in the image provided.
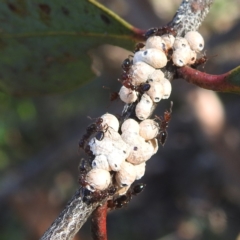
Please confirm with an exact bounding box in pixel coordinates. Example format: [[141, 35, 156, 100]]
[[172, 32, 205, 66], [85, 168, 111, 191], [83, 30, 205, 193]]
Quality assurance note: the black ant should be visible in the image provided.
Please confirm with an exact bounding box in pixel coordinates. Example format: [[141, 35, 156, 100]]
[[79, 133, 89, 149], [118, 74, 151, 95], [191, 52, 208, 68], [145, 26, 177, 39], [136, 83, 151, 94], [82, 185, 117, 205], [88, 117, 109, 141], [158, 26, 177, 36], [94, 117, 110, 141], [191, 52, 209, 68], [79, 117, 109, 154], [107, 183, 146, 210], [121, 56, 133, 72], [155, 101, 173, 146], [190, 52, 217, 70], [102, 86, 119, 102], [145, 27, 158, 39], [119, 55, 151, 94], [134, 42, 145, 53], [78, 121, 97, 150], [110, 92, 119, 101], [79, 128, 96, 153]]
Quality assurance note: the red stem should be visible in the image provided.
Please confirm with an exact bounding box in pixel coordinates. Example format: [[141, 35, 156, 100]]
[[91, 202, 108, 240], [131, 27, 146, 41], [177, 66, 240, 93]]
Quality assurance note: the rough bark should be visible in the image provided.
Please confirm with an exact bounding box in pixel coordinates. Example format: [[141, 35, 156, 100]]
[[40, 188, 99, 240]]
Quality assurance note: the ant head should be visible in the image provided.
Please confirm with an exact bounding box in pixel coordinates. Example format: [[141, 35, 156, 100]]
[[95, 117, 103, 125]]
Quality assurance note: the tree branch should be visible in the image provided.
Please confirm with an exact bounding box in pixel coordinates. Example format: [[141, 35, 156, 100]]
[[91, 202, 108, 240], [168, 0, 214, 37], [40, 1, 215, 239], [177, 65, 240, 94], [40, 188, 100, 240]]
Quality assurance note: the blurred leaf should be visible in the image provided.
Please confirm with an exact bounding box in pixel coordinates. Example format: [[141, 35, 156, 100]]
[[226, 65, 240, 93], [0, 0, 143, 96], [17, 100, 36, 121], [0, 150, 9, 169]]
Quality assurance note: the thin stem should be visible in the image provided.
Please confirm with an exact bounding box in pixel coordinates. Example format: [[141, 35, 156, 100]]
[[177, 66, 240, 93], [91, 202, 108, 240]]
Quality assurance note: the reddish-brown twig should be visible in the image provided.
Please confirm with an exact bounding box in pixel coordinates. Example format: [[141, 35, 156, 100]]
[[177, 66, 240, 94], [91, 202, 108, 240]]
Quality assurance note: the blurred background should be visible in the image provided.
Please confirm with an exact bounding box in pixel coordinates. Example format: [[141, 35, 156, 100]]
[[1, 0, 240, 239]]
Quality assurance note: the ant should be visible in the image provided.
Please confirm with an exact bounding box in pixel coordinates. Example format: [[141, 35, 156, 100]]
[[79, 127, 96, 153], [145, 26, 177, 39], [190, 52, 218, 70], [121, 56, 133, 72], [136, 83, 151, 94], [120, 55, 150, 94], [78, 122, 98, 150], [155, 101, 173, 146], [191, 52, 208, 69], [79, 117, 109, 153], [79, 133, 89, 149], [82, 185, 117, 205], [107, 183, 146, 210], [191, 49, 218, 68], [86, 117, 109, 141], [134, 42, 145, 53], [102, 86, 119, 102], [118, 72, 151, 95], [157, 26, 177, 37], [118, 72, 132, 87], [145, 27, 158, 39], [93, 117, 109, 141], [110, 92, 119, 102]]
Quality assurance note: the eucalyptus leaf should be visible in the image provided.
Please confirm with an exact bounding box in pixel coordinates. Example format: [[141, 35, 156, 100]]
[[0, 0, 143, 96]]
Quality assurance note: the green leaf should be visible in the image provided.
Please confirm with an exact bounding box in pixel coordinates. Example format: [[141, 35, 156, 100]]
[[224, 66, 240, 93], [0, 0, 143, 96]]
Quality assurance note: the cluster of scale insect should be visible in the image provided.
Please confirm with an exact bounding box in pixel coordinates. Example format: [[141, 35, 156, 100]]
[[78, 106, 172, 203], [77, 26, 205, 204], [118, 27, 205, 120]]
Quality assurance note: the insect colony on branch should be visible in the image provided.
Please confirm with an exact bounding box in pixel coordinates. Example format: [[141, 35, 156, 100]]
[[78, 27, 205, 207]]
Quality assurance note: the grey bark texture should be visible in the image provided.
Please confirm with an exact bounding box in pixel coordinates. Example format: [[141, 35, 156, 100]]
[[169, 0, 214, 37], [40, 0, 214, 239], [40, 188, 100, 240]]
